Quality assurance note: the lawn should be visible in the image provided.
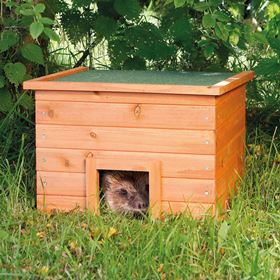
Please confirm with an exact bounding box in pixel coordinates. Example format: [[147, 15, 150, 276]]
[[0, 131, 279, 279]]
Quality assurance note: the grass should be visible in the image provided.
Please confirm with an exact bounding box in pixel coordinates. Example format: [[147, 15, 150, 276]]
[[0, 114, 279, 279]]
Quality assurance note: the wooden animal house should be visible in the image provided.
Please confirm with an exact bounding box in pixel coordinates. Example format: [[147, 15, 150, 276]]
[[23, 67, 254, 218]]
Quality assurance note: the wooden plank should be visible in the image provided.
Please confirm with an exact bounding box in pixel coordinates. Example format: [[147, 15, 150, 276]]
[[149, 161, 162, 218], [36, 125, 215, 155], [36, 148, 215, 179], [35, 90, 216, 106], [36, 101, 215, 130], [85, 153, 99, 213], [215, 137, 245, 206], [36, 170, 215, 204], [216, 129, 245, 179], [23, 67, 88, 88], [37, 195, 86, 212], [216, 106, 245, 152], [23, 80, 221, 95], [211, 71, 254, 94], [37, 171, 85, 196], [162, 178, 215, 203], [161, 202, 215, 217], [216, 85, 246, 128]]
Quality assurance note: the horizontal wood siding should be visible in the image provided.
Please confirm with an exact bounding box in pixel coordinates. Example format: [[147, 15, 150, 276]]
[[37, 171, 85, 196], [36, 148, 215, 179], [36, 125, 215, 154], [36, 101, 215, 130], [162, 178, 215, 203], [216, 85, 246, 128], [37, 171, 215, 203], [36, 91, 216, 106], [215, 87, 246, 210], [37, 195, 86, 211]]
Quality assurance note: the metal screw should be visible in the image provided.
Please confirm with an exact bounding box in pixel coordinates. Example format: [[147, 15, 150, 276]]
[[42, 158, 47, 163], [205, 116, 209, 121], [41, 111, 46, 118], [43, 181, 47, 187], [204, 166, 209, 171], [42, 133, 47, 140], [204, 139, 209, 144], [204, 191, 209, 196]]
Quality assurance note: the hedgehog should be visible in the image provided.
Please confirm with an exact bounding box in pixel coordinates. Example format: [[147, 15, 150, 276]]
[[100, 171, 149, 216]]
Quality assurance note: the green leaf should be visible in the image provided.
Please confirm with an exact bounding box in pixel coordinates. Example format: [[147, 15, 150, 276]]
[[0, 76, 5, 88], [215, 22, 229, 41], [255, 59, 280, 76], [218, 221, 229, 248], [34, 3, 45, 14], [193, 2, 209, 12], [0, 31, 19, 53], [114, 0, 141, 20], [253, 32, 268, 44], [19, 7, 34, 16], [0, 88, 13, 113], [20, 43, 45, 65], [268, 37, 280, 56], [30, 22, 44, 39], [4, 63, 26, 86], [214, 11, 230, 22], [19, 93, 34, 110], [265, 3, 280, 19], [202, 14, 216, 28], [94, 16, 118, 39], [229, 32, 239, 46], [44, 28, 60, 42], [174, 0, 186, 8], [40, 17, 54, 25]]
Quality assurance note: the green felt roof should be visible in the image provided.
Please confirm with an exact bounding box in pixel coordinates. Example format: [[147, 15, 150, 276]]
[[55, 70, 233, 86]]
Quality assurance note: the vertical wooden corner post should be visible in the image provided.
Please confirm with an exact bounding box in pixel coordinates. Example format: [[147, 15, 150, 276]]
[[85, 153, 162, 218], [85, 153, 100, 214]]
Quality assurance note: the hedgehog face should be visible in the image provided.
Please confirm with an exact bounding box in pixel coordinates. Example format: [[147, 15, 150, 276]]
[[101, 172, 149, 215]]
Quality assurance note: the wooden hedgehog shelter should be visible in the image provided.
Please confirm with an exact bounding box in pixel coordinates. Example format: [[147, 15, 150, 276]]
[[23, 67, 254, 218]]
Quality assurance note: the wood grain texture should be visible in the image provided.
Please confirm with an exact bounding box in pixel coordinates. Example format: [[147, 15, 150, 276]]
[[216, 106, 246, 152], [149, 161, 162, 218], [36, 125, 215, 154], [215, 133, 245, 206], [216, 129, 245, 179], [35, 91, 216, 106], [216, 85, 246, 128], [37, 195, 86, 211], [161, 202, 214, 217], [211, 71, 254, 94], [37, 171, 85, 196], [36, 171, 215, 204], [36, 101, 215, 130], [23, 67, 88, 88], [85, 153, 99, 213], [162, 178, 215, 203], [36, 148, 215, 179]]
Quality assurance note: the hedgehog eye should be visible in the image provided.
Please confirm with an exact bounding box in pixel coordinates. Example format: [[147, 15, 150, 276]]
[[118, 189, 128, 196]]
